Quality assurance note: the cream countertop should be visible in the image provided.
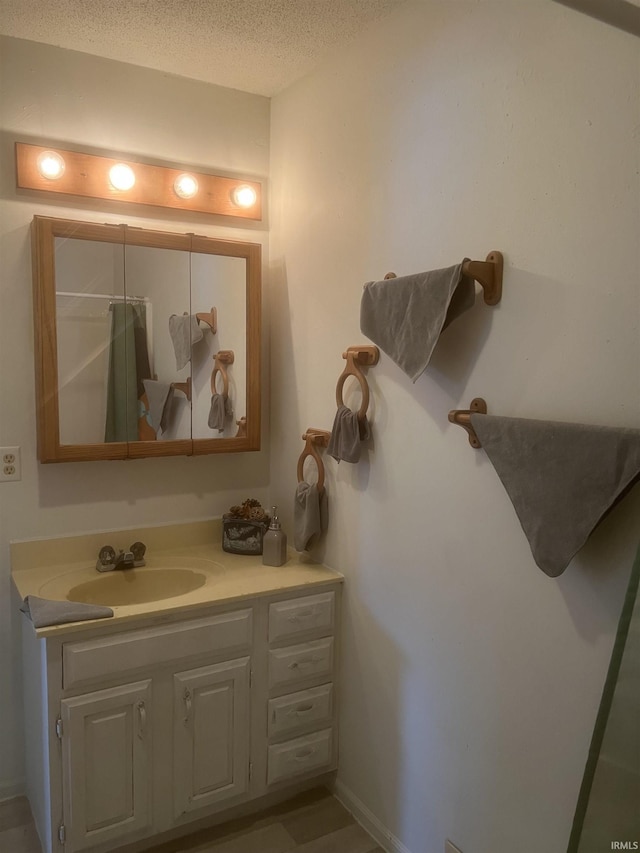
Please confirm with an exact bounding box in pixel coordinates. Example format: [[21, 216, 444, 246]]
[[11, 518, 343, 638]]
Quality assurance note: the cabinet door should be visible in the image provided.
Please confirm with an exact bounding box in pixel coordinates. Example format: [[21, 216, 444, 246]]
[[173, 657, 250, 818], [60, 679, 153, 852]]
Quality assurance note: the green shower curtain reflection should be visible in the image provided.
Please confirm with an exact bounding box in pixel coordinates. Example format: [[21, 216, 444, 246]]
[[568, 542, 640, 852], [104, 302, 151, 442]]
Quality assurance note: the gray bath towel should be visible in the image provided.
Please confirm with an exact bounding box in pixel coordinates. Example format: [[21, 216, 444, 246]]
[[168, 314, 203, 371], [470, 413, 640, 577], [208, 393, 233, 432], [143, 379, 174, 435], [360, 263, 475, 382], [294, 482, 329, 552], [21, 595, 113, 628], [327, 404, 371, 463]]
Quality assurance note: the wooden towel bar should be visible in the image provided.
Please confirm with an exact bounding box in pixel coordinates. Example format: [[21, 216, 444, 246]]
[[382, 250, 503, 305], [448, 397, 488, 448], [335, 345, 379, 421], [196, 307, 217, 332], [171, 377, 192, 402], [297, 429, 331, 495]]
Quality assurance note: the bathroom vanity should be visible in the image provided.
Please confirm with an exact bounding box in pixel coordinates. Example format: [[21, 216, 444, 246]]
[[11, 521, 343, 853]]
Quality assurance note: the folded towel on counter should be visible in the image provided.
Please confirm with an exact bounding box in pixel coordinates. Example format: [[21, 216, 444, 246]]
[[360, 263, 475, 382], [294, 482, 329, 552], [327, 404, 371, 463], [21, 595, 114, 629], [470, 413, 640, 577], [168, 314, 203, 371], [143, 379, 175, 435], [208, 393, 233, 432]]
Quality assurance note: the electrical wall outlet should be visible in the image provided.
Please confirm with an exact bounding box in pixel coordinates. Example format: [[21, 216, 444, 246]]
[[445, 841, 464, 853], [1, 446, 21, 482]]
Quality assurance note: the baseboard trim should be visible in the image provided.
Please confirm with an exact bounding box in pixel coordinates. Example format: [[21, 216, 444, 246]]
[[331, 779, 413, 853]]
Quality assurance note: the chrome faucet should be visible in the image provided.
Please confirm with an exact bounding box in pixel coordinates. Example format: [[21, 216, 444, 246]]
[[96, 542, 146, 572]]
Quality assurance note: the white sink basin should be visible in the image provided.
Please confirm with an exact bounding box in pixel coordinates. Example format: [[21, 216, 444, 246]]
[[38, 557, 223, 607]]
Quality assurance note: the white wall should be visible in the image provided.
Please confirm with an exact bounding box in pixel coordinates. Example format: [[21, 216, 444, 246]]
[[0, 37, 270, 798], [269, 3, 640, 852]]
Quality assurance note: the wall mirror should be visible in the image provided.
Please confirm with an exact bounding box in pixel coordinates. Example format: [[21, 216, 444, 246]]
[[31, 216, 261, 462]]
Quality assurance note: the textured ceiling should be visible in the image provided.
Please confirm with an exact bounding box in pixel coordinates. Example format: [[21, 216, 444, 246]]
[[0, 0, 409, 96]]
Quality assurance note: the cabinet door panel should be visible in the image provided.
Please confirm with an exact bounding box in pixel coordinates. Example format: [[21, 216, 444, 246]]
[[60, 680, 152, 852], [173, 657, 250, 818]]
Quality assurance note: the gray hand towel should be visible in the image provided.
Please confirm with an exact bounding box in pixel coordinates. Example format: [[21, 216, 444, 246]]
[[21, 595, 113, 628], [470, 413, 640, 577], [294, 482, 329, 552], [143, 379, 175, 434], [208, 393, 233, 432], [360, 262, 475, 382], [168, 314, 203, 371], [327, 404, 371, 463]]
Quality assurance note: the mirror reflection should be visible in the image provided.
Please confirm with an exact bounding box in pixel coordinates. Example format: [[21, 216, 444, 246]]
[[33, 216, 261, 462]]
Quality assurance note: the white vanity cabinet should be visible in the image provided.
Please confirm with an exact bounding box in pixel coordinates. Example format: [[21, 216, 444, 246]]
[[21, 581, 341, 853], [59, 680, 154, 851]]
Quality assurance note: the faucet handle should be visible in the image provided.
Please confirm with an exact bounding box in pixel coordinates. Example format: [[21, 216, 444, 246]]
[[130, 541, 146, 566], [97, 545, 116, 571]]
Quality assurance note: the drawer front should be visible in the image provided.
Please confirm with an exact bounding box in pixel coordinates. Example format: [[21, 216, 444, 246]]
[[268, 683, 333, 739], [268, 592, 335, 644], [267, 729, 333, 785], [63, 609, 253, 689], [268, 638, 333, 691]]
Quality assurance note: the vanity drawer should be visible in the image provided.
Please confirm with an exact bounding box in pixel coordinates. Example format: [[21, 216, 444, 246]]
[[268, 592, 335, 644], [268, 638, 333, 691], [63, 609, 252, 689], [268, 683, 333, 739], [267, 728, 333, 785]]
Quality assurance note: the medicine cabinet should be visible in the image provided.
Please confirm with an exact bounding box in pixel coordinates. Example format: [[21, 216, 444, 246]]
[[31, 216, 261, 462]]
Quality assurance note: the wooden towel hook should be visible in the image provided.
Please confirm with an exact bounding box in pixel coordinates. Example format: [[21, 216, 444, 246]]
[[448, 397, 488, 448], [335, 345, 380, 421], [235, 416, 247, 438], [462, 252, 503, 305], [171, 377, 192, 402], [211, 350, 234, 397], [195, 307, 217, 333], [297, 429, 331, 495]]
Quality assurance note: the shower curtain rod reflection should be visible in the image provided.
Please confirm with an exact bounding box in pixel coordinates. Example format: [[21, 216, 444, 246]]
[[56, 291, 150, 303]]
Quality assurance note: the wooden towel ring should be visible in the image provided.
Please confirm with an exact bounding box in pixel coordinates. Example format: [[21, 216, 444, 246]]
[[297, 429, 330, 495], [335, 346, 379, 421], [448, 397, 488, 448], [211, 350, 234, 397]]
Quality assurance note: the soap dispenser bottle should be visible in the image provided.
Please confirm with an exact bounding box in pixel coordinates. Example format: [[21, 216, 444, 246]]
[[262, 506, 287, 566]]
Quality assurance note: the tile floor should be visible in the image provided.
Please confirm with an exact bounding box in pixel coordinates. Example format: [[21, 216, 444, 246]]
[[0, 787, 384, 853]]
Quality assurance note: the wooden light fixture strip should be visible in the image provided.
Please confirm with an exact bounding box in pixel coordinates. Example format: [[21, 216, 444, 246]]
[[16, 143, 262, 221]]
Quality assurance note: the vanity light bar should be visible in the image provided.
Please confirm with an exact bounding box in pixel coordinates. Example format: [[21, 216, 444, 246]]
[[15, 142, 262, 221]]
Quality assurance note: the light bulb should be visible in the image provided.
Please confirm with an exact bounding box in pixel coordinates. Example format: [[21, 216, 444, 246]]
[[37, 151, 65, 180], [232, 185, 257, 208], [174, 173, 198, 199], [109, 163, 136, 191]]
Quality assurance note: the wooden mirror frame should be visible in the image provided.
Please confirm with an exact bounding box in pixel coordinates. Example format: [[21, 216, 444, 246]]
[[31, 215, 261, 462]]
